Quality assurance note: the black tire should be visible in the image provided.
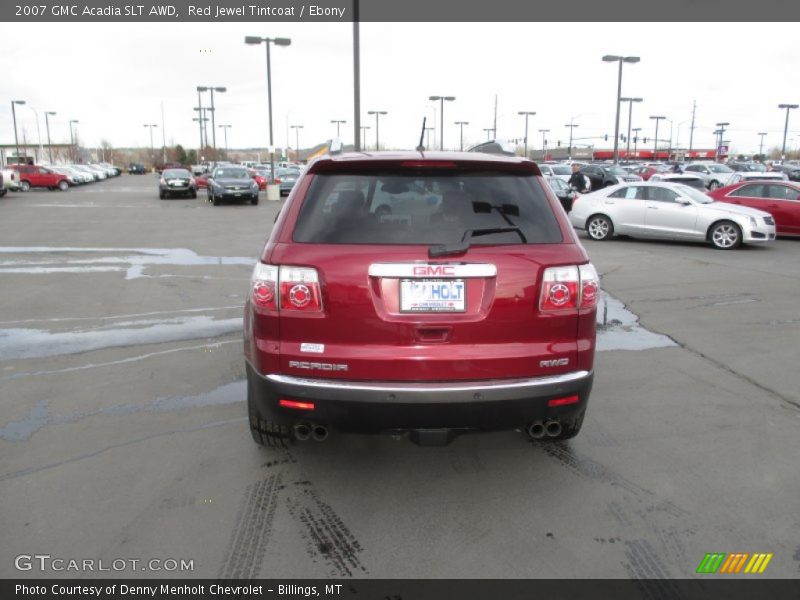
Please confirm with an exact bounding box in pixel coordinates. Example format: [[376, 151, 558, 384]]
[[708, 220, 742, 250], [0, 188, 7, 197], [708, 180, 721, 191], [159, 191, 166, 199], [20, 181, 31, 192], [212, 193, 220, 206], [251, 195, 259, 206], [190, 190, 197, 199], [247, 378, 292, 447], [58, 180, 69, 191], [586, 214, 614, 241]]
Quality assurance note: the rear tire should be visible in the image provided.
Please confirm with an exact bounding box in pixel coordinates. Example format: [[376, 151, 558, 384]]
[[247, 379, 291, 448], [20, 181, 31, 192], [586, 214, 614, 241], [709, 220, 742, 249]]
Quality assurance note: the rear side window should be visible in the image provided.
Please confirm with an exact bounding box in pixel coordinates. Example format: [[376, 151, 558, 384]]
[[292, 171, 562, 245]]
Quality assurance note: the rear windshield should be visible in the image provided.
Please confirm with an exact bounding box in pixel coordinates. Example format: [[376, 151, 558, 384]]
[[551, 165, 571, 175], [163, 169, 190, 178], [293, 171, 562, 245], [214, 168, 249, 179]]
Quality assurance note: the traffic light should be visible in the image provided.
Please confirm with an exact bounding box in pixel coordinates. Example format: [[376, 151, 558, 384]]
[[604, 134, 608, 141], [643, 137, 648, 144]]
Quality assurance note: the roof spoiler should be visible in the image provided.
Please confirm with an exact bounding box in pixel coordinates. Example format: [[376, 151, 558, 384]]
[[466, 139, 517, 157]]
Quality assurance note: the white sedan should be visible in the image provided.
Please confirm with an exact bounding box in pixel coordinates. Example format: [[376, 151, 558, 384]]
[[569, 181, 776, 249]]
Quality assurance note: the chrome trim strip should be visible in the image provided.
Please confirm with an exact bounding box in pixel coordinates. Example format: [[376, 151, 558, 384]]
[[265, 370, 591, 392], [368, 263, 497, 278]]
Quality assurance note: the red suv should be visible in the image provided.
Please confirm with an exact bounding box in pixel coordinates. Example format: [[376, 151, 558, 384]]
[[10, 164, 70, 192], [244, 152, 599, 447]]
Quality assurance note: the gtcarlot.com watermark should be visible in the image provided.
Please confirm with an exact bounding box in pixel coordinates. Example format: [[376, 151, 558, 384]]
[[14, 554, 194, 573]]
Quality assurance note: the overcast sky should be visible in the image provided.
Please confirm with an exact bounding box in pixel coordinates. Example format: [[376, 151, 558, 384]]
[[3, 22, 800, 156]]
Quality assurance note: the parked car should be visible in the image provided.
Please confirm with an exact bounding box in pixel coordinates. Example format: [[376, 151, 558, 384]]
[[648, 173, 708, 190], [194, 172, 210, 189], [249, 168, 268, 190], [544, 175, 576, 212], [769, 163, 800, 182], [633, 164, 670, 181], [82, 164, 108, 180], [728, 162, 766, 173], [580, 164, 642, 189], [244, 151, 599, 447], [128, 163, 147, 175], [1, 167, 21, 194], [725, 171, 788, 186], [538, 163, 573, 182], [156, 161, 184, 174], [708, 181, 800, 237], [275, 167, 302, 196], [682, 162, 735, 190], [9, 164, 71, 191], [207, 166, 259, 205], [49, 166, 84, 186], [158, 168, 197, 199], [569, 181, 775, 249]]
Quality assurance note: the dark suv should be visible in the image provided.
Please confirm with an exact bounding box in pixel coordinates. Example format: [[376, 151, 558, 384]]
[[580, 164, 641, 189], [244, 152, 599, 447]]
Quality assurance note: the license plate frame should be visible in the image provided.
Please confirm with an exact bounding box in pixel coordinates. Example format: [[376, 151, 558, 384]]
[[399, 279, 466, 313]]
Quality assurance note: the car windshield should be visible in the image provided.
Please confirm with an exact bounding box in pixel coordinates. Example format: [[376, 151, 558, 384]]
[[551, 165, 571, 175], [213, 168, 249, 179], [163, 169, 190, 178], [293, 171, 562, 245], [680, 186, 714, 203], [603, 166, 628, 176]]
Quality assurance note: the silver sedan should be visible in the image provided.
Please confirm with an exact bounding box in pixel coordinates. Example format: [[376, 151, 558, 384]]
[[569, 182, 776, 249]]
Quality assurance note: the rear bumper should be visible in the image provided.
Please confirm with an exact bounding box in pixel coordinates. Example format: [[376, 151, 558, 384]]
[[246, 361, 593, 434]]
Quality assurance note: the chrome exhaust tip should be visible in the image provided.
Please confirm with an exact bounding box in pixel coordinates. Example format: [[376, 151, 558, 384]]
[[293, 422, 311, 441], [527, 421, 546, 440], [545, 420, 562, 438], [311, 424, 329, 442]]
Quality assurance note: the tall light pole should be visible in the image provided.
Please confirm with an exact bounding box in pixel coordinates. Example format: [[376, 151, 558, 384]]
[[650, 115, 665, 160], [197, 86, 226, 151], [193, 106, 204, 150], [367, 110, 387, 150], [602, 54, 640, 164], [429, 96, 455, 150], [69, 119, 79, 161], [483, 128, 493, 141], [758, 132, 767, 157], [245, 35, 291, 183], [45, 111, 56, 163], [11, 100, 25, 160], [715, 122, 730, 160], [565, 121, 579, 158], [518, 111, 535, 157], [778, 104, 798, 160], [144, 124, 157, 166], [454, 121, 469, 152], [290, 125, 303, 160], [218, 124, 231, 156], [538, 128, 550, 160], [360, 125, 370, 149], [620, 97, 642, 162], [331, 119, 346, 138], [632, 127, 642, 157]]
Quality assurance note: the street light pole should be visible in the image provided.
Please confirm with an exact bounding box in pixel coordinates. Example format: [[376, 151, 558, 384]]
[[454, 121, 469, 152], [331, 119, 346, 138], [650, 116, 665, 160], [429, 96, 455, 150], [632, 127, 642, 157], [602, 54, 641, 164], [367, 111, 387, 150], [45, 111, 56, 163], [757, 132, 767, 157], [197, 86, 227, 151], [69, 119, 79, 162], [11, 100, 25, 160], [290, 125, 303, 160], [715, 122, 730, 160], [218, 125, 231, 157], [620, 97, 642, 162], [565, 121, 579, 159], [245, 35, 291, 183], [483, 128, 493, 141], [538, 128, 550, 160], [144, 124, 158, 167], [518, 111, 535, 157], [360, 126, 370, 149], [424, 127, 434, 149], [778, 104, 798, 160]]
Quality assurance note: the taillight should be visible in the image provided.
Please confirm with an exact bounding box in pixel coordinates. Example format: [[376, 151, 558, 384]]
[[279, 266, 323, 311], [251, 263, 323, 312], [539, 263, 599, 312], [251, 263, 278, 310]]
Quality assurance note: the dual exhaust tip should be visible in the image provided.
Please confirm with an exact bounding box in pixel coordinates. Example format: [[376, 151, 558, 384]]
[[527, 420, 562, 440], [293, 422, 329, 442]]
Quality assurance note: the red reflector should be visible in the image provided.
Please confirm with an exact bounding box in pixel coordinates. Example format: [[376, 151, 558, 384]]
[[279, 399, 315, 411], [548, 395, 580, 407], [400, 160, 458, 168]]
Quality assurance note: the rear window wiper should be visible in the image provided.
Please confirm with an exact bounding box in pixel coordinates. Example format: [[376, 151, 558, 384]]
[[429, 227, 527, 258]]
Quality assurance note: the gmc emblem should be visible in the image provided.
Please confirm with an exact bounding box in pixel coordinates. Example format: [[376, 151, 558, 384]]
[[413, 265, 456, 277]]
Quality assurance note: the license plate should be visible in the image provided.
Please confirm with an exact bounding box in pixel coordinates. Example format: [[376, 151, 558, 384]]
[[400, 279, 465, 312]]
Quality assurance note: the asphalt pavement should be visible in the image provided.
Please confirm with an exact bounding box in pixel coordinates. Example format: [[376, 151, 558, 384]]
[[1, 174, 798, 580]]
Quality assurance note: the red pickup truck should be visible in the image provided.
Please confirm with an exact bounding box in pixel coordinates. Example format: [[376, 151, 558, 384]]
[[10, 164, 71, 191]]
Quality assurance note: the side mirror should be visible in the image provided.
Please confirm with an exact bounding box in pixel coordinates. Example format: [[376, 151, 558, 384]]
[[676, 197, 691, 205]]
